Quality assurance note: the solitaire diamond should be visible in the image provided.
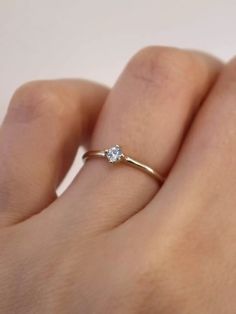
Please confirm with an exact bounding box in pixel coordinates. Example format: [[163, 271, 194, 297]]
[[105, 145, 124, 163]]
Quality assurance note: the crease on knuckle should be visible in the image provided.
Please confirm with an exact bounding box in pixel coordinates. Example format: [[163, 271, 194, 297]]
[[8, 81, 68, 123], [126, 46, 200, 89]]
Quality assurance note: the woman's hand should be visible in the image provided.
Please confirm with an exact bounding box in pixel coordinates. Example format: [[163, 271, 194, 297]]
[[0, 46, 234, 313]]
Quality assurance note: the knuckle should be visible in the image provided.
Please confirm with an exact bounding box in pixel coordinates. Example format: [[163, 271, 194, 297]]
[[227, 56, 236, 69], [127, 46, 201, 87], [225, 57, 236, 81], [9, 80, 67, 122], [125, 245, 177, 312], [124, 246, 160, 302]]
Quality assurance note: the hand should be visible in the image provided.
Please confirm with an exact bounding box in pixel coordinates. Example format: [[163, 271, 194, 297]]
[[0, 46, 234, 313]]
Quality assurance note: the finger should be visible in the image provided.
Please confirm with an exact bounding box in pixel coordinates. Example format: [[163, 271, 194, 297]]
[[0, 79, 108, 226], [136, 57, 236, 237], [126, 58, 236, 307], [54, 47, 222, 231]]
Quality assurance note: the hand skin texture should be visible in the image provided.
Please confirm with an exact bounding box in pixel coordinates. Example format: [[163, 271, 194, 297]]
[[0, 46, 236, 313]]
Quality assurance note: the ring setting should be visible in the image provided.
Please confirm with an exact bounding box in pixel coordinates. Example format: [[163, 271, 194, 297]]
[[105, 145, 124, 163], [82, 144, 165, 184]]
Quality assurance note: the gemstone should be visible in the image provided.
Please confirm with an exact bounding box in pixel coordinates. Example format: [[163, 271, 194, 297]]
[[105, 145, 123, 163]]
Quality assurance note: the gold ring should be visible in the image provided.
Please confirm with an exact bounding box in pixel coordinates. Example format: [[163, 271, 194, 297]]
[[82, 144, 165, 184]]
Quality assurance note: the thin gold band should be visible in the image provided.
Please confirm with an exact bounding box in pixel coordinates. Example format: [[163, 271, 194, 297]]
[[82, 146, 165, 184]]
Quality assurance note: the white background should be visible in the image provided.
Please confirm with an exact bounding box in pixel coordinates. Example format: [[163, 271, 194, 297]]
[[0, 0, 235, 190]]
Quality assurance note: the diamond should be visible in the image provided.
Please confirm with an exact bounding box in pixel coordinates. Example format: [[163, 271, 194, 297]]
[[105, 145, 124, 163]]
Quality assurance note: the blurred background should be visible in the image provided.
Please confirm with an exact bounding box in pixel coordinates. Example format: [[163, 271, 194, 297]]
[[0, 0, 235, 190]]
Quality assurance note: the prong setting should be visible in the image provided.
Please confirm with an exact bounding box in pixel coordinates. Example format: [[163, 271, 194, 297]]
[[105, 145, 124, 163]]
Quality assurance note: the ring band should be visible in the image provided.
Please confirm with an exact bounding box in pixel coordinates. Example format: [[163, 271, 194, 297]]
[[82, 144, 165, 184]]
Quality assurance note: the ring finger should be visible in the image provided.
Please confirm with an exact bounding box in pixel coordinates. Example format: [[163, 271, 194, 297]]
[[53, 46, 222, 230]]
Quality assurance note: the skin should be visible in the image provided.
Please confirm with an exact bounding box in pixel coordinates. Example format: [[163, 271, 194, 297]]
[[0, 46, 235, 313]]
